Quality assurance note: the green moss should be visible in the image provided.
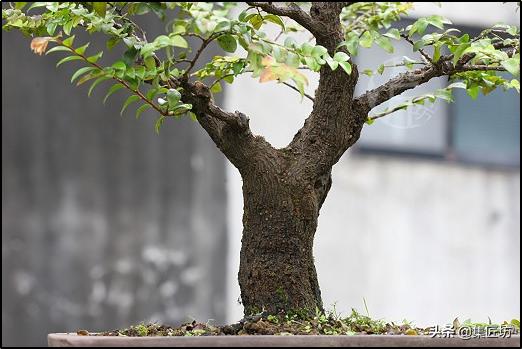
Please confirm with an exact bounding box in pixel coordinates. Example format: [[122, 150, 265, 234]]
[[94, 311, 521, 338]]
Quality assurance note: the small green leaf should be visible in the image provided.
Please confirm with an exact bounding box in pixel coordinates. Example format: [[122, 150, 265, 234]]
[[217, 34, 237, 53], [56, 55, 83, 67], [264, 14, 285, 29], [155, 115, 167, 134], [103, 83, 125, 104], [383, 28, 401, 40], [467, 85, 480, 100], [88, 76, 111, 97], [360, 31, 373, 48], [342, 32, 359, 56], [433, 42, 441, 63], [71, 67, 98, 83], [75, 43, 90, 55], [135, 66, 146, 79], [135, 104, 152, 119], [434, 88, 453, 102], [92, 2, 107, 17], [87, 51, 103, 63], [120, 95, 140, 115], [501, 56, 520, 77], [366, 118, 375, 125], [46, 46, 71, 55], [509, 79, 520, 93], [339, 61, 352, 75], [210, 81, 222, 93], [63, 20, 73, 36], [374, 35, 394, 53], [106, 37, 120, 50], [333, 52, 350, 63], [112, 60, 127, 71], [377, 64, 385, 75], [452, 42, 471, 65], [169, 35, 188, 48], [325, 57, 338, 71], [62, 35, 76, 47], [166, 88, 182, 106]]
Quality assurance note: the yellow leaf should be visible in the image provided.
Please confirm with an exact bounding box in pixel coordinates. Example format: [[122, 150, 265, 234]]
[[30, 37, 53, 55], [259, 66, 277, 83], [261, 55, 274, 67]]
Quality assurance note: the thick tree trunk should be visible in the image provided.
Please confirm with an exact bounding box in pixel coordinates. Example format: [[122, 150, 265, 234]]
[[237, 149, 332, 316]]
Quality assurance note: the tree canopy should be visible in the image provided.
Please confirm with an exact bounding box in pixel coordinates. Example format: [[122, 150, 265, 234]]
[[2, 2, 520, 132]]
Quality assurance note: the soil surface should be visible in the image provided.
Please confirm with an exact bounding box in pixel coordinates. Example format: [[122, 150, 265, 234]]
[[75, 310, 520, 338]]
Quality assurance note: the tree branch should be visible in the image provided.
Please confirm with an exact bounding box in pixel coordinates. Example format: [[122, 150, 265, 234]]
[[246, 2, 317, 35]]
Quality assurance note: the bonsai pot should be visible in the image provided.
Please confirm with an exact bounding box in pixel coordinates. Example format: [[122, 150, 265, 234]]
[[48, 333, 520, 347]]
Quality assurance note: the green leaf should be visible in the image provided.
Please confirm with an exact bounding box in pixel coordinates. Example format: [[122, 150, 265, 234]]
[[106, 37, 120, 50], [339, 61, 352, 75], [120, 95, 140, 115], [155, 115, 167, 134], [92, 2, 107, 17], [46, 21, 57, 35], [112, 61, 127, 71], [135, 66, 146, 80], [325, 57, 338, 71], [75, 43, 90, 55], [166, 88, 182, 106], [56, 55, 83, 67], [509, 79, 520, 93], [63, 20, 73, 36], [433, 42, 441, 63], [87, 51, 103, 63], [501, 56, 520, 77], [264, 14, 285, 29], [409, 18, 428, 37], [46, 46, 71, 55], [467, 85, 480, 100], [413, 40, 426, 52], [217, 34, 237, 53], [210, 81, 222, 93], [360, 31, 373, 48], [366, 118, 374, 125], [135, 104, 152, 119], [62, 35, 76, 47], [169, 35, 188, 48], [435, 88, 453, 102], [377, 64, 385, 75], [88, 76, 111, 97], [286, 52, 300, 68], [452, 42, 471, 65], [172, 103, 193, 114], [342, 32, 359, 56], [426, 15, 451, 30], [333, 52, 350, 62], [103, 83, 125, 104], [249, 14, 264, 30], [383, 28, 401, 40], [312, 45, 328, 59], [71, 66, 98, 83], [374, 35, 394, 53]]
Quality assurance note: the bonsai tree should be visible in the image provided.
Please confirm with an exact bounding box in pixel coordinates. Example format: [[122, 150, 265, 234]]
[[3, 2, 520, 318]]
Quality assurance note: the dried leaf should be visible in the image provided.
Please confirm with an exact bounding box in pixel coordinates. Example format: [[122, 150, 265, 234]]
[[30, 37, 53, 55]]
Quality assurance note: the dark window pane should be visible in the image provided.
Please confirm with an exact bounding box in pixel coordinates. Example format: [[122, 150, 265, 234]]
[[452, 88, 520, 167]]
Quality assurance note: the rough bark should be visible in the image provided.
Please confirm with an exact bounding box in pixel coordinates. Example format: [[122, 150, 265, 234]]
[[186, 3, 364, 316], [182, 2, 519, 316]]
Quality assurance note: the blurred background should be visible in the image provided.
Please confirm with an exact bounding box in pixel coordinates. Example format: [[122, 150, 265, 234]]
[[2, 2, 520, 346]]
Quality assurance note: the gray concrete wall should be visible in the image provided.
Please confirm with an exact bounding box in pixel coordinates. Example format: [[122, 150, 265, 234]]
[[225, 2, 520, 326], [2, 17, 228, 348]]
